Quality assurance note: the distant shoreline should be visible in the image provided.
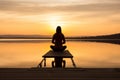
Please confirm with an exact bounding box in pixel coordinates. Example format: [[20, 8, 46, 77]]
[[0, 33, 120, 44], [0, 33, 120, 39]]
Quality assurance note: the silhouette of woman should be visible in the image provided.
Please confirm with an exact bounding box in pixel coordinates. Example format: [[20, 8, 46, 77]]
[[51, 26, 66, 67], [50, 26, 66, 51]]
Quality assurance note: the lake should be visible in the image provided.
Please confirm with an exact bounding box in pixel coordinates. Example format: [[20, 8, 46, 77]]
[[0, 39, 120, 68]]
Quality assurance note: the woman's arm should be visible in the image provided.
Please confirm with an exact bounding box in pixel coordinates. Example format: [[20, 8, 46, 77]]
[[62, 34, 66, 44], [52, 34, 55, 44]]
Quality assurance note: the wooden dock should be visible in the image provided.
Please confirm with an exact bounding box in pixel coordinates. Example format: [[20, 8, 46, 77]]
[[42, 50, 73, 58], [38, 50, 76, 68], [0, 68, 120, 80]]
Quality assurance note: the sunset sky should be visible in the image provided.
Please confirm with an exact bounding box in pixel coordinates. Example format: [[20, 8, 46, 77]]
[[0, 0, 120, 36]]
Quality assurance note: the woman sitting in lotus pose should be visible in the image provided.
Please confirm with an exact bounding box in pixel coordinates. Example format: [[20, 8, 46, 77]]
[[50, 26, 66, 51], [50, 26, 66, 67]]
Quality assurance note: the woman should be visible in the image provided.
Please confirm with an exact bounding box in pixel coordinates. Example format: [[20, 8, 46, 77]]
[[51, 26, 66, 67], [50, 26, 66, 51]]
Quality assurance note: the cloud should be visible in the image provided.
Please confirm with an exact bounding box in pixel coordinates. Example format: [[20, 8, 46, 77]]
[[0, 0, 120, 25], [0, 0, 120, 15]]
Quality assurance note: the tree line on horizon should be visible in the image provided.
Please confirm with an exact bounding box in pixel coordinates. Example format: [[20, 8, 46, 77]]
[[0, 33, 120, 39]]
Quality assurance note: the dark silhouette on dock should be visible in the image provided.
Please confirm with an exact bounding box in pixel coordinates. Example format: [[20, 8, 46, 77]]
[[38, 27, 76, 68], [50, 26, 67, 68]]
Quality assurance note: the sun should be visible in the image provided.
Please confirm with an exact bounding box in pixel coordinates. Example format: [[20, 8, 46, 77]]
[[48, 16, 65, 30]]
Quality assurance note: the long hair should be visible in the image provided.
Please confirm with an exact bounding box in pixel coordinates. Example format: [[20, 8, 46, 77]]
[[56, 26, 61, 33]]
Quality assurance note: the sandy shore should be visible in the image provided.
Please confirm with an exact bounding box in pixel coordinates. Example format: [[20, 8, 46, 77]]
[[0, 68, 120, 80]]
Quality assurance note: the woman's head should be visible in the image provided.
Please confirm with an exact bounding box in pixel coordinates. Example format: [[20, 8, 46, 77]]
[[56, 26, 61, 33]]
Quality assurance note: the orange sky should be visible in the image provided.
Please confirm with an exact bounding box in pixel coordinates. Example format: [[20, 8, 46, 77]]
[[0, 0, 120, 36]]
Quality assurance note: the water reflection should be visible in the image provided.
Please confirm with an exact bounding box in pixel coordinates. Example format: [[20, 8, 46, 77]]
[[0, 39, 120, 45], [67, 41, 120, 68], [0, 39, 120, 68]]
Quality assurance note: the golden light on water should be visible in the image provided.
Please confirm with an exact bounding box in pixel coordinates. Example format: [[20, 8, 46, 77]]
[[0, 41, 120, 68]]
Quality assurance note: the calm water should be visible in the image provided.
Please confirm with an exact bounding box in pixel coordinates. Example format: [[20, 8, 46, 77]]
[[0, 39, 120, 68]]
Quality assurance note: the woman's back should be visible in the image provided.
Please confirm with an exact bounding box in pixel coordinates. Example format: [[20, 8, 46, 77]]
[[53, 33, 65, 47], [51, 26, 66, 51]]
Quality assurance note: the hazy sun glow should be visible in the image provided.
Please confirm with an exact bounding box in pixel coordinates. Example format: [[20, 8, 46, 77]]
[[48, 16, 65, 30]]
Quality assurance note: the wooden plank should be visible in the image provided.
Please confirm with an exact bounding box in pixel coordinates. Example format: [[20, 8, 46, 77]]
[[42, 50, 73, 58]]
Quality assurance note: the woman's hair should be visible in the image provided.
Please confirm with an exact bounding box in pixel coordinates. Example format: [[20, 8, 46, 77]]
[[56, 26, 61, 33]]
